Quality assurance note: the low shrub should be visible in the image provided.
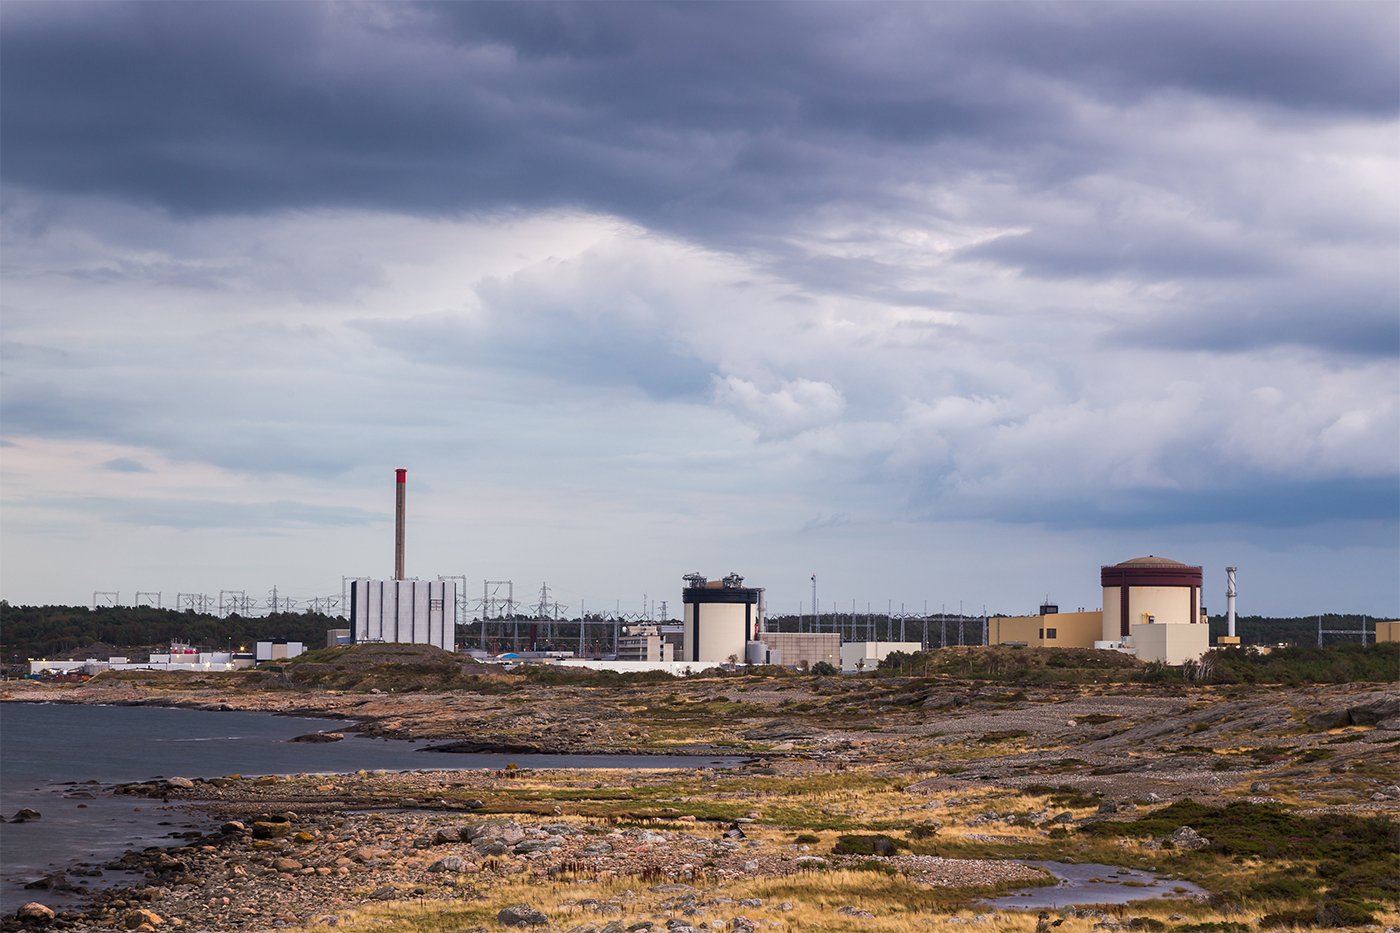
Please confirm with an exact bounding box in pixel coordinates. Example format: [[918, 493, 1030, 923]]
[[832, 834, 906, 856]]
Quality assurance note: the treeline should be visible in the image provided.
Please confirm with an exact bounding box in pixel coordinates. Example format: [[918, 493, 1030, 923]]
[[1162, 642, 1399, 686], [1205, 613, 1387, 646], [0, 603, 340, 661], [875, 642, 1398, 685]]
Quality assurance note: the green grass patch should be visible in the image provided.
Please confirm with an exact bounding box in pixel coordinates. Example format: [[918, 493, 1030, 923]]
[[1083, 799, 1399, 909]]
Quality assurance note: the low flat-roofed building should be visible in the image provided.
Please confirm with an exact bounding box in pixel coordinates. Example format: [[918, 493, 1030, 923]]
[[256, 641, 305, 662], [757, 631, 840, 670], [988, 611, 1103, 649], [840, 640, 923, 672], [616, 623, 680, 662], [1131, 620, 1211, 665]]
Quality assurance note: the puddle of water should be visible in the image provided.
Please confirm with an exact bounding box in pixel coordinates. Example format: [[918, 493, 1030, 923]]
[[984, 860, 1208, 909]]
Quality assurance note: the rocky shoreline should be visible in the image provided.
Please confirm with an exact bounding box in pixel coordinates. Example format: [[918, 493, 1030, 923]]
[[5, 767, 1050, 932], [4, 672, 1398, 931]]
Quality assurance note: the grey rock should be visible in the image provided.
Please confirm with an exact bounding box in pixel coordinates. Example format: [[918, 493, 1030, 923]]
[[1306, 709, 1352, 730], [837, 906, 874, 918], [428, 856, 468, 873], [1052, 812, 1075, 824], [1349, 696, 1400, 725], [738, 899, 762, 908], [729, 918, 756, 932], [434, 827, 461, 844], [497, 904, 548, 927], [165, 777, 195, 789], [1249, 782, 1271, 794], [1096, 802, 1118, 814], [463, 820, 522, 843], [1165, 826, 1211, 850], [513, 838, 560, 855], [10, 809, 41, 823]]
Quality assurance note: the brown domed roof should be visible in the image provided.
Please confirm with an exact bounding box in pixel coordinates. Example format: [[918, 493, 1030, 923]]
[[1113, 555, 1188, 568]]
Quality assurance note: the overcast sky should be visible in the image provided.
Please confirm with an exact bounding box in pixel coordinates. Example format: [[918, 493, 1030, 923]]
[[2, 2, 1396, 619]]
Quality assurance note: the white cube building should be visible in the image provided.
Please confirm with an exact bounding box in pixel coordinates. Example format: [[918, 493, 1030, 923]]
[[350, 578, 456, 652]]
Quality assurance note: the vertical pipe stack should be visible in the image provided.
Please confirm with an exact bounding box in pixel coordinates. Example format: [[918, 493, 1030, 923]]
[[1226, 566, 1237, 638], [394, 468, 407, 580]]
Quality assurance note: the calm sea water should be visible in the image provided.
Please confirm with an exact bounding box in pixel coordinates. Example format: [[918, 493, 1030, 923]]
[[0, 702, 737, 912]]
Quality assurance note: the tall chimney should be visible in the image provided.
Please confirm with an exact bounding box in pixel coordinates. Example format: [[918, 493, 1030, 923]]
[[1226, 566, 1237, 638], [394, 468, 407, 580]]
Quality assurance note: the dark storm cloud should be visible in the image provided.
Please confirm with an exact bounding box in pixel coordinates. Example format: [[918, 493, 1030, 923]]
[[918, 475, 1400, 531], [3, 1, 1393, 232], [1115, 279, 1400, 357], [961, 227, 1281, 281]]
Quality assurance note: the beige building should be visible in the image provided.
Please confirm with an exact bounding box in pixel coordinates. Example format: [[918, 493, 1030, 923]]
[[1101, 555, 1204, 639], [1100, 555, 1209, 665], [1374, 621, 1400, 643], [681, 573, 763, 663], [757, 631, 841, 669], [840, 640, 923, 672], [988, 611, 1102, 649], [1132, 621, 1210, 665]]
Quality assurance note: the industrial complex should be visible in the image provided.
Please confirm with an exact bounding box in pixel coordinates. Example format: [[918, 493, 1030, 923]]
[[34, 470, 1393, 679]]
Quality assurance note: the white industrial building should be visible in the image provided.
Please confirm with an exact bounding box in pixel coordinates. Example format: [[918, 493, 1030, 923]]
[[29, 643, 251, 676], [681, 572, 764, 663], [840, 640, 923, 673], [349, 578, 456, 652], [255, 641, 306, 661], [616, 623, 681, 662]]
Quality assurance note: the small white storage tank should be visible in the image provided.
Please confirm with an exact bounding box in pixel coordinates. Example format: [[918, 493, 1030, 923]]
[[681, 573, 763, 664]]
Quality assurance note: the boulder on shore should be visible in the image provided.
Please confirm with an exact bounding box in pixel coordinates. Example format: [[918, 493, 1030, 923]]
[[15, 902, 54, 922], [10, 808, 41, 823]]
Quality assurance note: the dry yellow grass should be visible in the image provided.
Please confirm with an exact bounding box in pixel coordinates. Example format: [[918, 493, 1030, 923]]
[[296, 873, 1071, 933]]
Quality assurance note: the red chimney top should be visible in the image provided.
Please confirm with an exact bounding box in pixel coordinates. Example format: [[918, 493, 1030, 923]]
[[395, 468, 407, 483]]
